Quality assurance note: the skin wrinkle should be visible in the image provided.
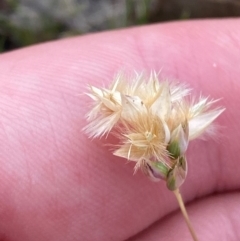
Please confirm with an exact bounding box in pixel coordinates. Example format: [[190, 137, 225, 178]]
[[125, 193, 237, 241], [17, 132, 34, 197], [211, 30, 240, 72], [0, 51, 88, 239], [0, 117, 10, 150], [0, 19, 239, 240], [227, 29, 240, 51], [214, 27, 240, 51], [127, 192, 240, 241], [40, 91, 80, 162], [226, 200, 239, 240], [44, 105, 62, 157], [61, 92, 74, 122], [131, 33, 149, 69], [200, 140, 222, 193]]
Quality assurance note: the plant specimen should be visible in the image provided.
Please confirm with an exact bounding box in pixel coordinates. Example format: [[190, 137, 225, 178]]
[[84, 72, 224, 241]]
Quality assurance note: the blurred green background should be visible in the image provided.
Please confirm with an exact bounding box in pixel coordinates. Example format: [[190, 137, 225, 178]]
[[0, 0, 240, 53]]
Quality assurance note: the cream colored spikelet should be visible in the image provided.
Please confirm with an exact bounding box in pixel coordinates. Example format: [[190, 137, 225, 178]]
[[83, 71, 224, 241], [84, 72, 224, 187]]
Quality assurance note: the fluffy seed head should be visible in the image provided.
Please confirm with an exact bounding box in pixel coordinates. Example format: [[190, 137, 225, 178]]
[[83, 71, 224, 189]]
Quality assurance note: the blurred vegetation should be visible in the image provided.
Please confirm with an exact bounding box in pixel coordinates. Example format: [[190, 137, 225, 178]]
[[0, 0, 240, 52]]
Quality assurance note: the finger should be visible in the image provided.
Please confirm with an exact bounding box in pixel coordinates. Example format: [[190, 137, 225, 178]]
[[128, 192, 240, 241], [0, 19, 239, 241]]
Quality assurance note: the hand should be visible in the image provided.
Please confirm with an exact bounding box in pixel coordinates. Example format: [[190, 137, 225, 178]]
[[0, 19, 239, 241]]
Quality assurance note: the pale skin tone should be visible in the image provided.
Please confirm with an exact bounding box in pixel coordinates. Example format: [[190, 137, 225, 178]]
[[0, 19, 239, 241]]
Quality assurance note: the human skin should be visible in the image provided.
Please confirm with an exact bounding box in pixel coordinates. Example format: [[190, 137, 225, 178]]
[[0, 19, 239, 241]]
